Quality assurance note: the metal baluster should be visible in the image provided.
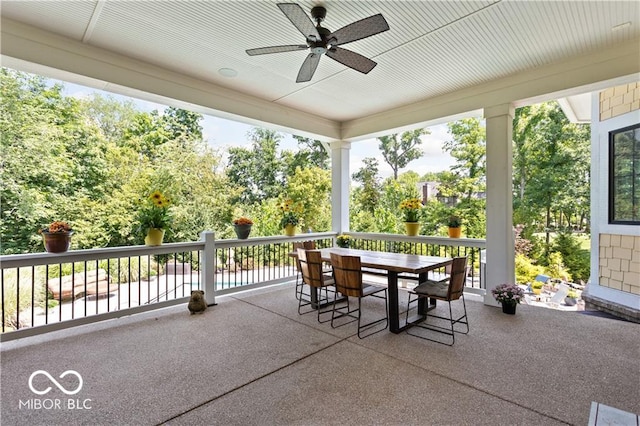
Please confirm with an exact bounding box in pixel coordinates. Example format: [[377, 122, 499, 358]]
[[16, 268, 20, 329]]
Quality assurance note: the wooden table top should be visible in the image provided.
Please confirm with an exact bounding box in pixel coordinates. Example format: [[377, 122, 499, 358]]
[[315, 247, 452, 275]]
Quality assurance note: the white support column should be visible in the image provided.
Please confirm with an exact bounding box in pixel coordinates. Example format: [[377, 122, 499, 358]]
[[330, 141, 351, 233], [484, 104, 515, 306], [200, 231, 217, 306]]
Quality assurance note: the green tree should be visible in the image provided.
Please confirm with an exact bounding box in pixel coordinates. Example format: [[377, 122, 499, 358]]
[[0, 69, 109, 252], [443, 118, 486, 199], [512, 102, 590, 254], [226, 128, 285, 205], [284, 166, 332, 232], [382, 172, 421, 232], [289, 135, 330, 170], [85, 93, 138, 142], [378, 129, 427, 180], [439, 118, 487, 237], [351, 157, 382, 215], [551, 231, 590, 282]]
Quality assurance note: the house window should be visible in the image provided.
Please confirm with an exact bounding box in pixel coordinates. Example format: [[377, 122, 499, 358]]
[[609, 123, 640, 224]]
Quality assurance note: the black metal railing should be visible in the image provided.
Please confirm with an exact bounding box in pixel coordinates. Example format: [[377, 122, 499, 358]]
[[1, 231, 484, 338], [1, 243, 204, 335], [0, 233, 336, 337], [342, 232, 486, 289], [212, 234, 334, 293]]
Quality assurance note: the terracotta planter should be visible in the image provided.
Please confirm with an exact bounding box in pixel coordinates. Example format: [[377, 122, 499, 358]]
[[234, 224, 252, 239], [145, 228, 165, 246], [42, 231, 73, 253], [405, 222, 420, 236], [284, 224, 296, 236], [448, 227, 461, 238]]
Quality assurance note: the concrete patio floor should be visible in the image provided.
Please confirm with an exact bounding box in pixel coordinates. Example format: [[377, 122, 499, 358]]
[[1, 282, 638, 425]]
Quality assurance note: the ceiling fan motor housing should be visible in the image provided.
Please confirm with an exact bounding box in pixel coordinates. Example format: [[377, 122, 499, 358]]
[[310, 26, 332, 53], [310, 6, 327, 23]]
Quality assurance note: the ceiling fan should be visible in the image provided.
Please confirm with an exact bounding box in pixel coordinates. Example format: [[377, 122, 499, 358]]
[[246, 3, 389, 83]]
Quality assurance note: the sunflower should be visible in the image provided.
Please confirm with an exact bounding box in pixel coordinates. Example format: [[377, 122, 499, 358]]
[[136, 190, 173, 233]]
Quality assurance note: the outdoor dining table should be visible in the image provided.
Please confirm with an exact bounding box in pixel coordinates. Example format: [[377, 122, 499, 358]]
[[306, 247, 453, 334]]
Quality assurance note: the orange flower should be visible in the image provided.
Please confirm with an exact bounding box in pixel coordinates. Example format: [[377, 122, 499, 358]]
[[233, 217, 253, 225], [41, 221, 72, 233]]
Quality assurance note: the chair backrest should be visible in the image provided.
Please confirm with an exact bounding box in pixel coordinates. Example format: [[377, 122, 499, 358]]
[[298, 249, 327, 289], [446, 256, 469, 301], [293, 241, 316, 271], [330, 253, 363, 297]]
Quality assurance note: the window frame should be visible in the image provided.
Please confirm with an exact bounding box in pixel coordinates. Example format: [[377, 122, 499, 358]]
[[608, 122, 640, 225]]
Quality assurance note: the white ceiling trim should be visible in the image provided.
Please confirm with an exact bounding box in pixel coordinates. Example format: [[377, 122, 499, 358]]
[[341, 39, 640, 139], [82, 1, 105, 43], [0, 18, 341, 141]]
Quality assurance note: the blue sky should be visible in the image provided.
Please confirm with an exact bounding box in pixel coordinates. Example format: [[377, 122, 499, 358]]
[[57, 80, 456, 179]]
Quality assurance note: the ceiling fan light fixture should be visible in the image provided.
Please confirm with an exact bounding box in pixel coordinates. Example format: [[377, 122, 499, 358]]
[[311, 46, 326, 55], [218, 68, 238, 78]]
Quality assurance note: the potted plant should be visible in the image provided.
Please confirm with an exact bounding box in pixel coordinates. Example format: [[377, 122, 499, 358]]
[[279, 199, 301, 236], [531, 281, 544, 295], [564, 290, 578, 306], [233, 217, 253, 239], [336, 234, 351, 248], [491, 283, 525, 314], [399, 198, 422, 236], [136, 190, 172, 246], [39, 221, 73, 253], [447, 215, 462, 238]]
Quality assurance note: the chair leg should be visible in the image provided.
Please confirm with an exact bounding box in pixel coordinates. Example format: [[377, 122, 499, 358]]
[[299, 285, 333, 323], [297, 281, 308, 314], [356, 289, 388, 339], [331, 293, 357, 329], [406, 294, 469, 346], [316, 286, 334, 324], [457, 294, 469, 334], [295, 273, 301, 300], [296, 274, 313, 302]]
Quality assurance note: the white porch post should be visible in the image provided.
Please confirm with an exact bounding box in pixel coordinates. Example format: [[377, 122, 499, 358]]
[[200, 231, 216, 306], [484, 104, 515, 306], [331, 141, 351, 233]]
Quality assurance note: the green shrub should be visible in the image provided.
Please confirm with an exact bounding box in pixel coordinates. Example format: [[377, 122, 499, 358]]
[[515, 253, 545, 284], [545, 252, 572, 282], [552, 231, 590, 282], [47, 262, 89, 280], [1, 268, 47, 331]]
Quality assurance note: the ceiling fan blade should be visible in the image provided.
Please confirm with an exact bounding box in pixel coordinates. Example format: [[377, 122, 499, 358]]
[[296, 53, 322, 83], [246, 45, 308, 56], [330, 14, 389, 46], [277, 3, 321, 42], [326, 47, 377, 74]]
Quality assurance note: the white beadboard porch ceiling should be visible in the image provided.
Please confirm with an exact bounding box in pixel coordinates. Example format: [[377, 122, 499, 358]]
[[1, 1, 639, 140]]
